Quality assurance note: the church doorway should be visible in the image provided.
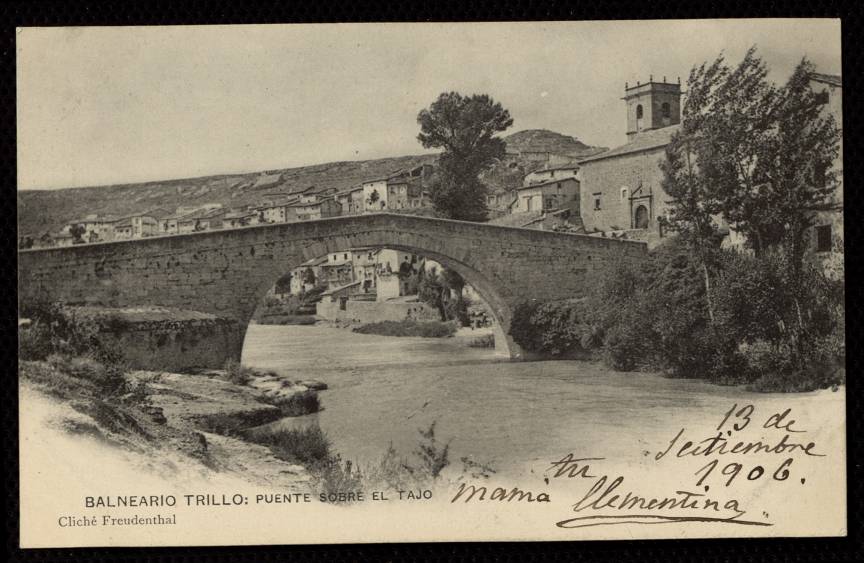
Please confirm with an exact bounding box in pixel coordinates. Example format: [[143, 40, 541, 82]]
[[634, 205, 649, 229]]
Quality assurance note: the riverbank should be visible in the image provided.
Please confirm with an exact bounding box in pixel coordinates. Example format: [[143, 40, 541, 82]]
[[353, 319, 458, 338], [255, 314, 317, 326], [18, 359, 327, 488]]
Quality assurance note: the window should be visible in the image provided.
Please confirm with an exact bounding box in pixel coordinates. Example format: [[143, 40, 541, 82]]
[[816, 225, 832, 253], [621, 187, 628, 200], [636, 105, 643, 119], [661, 102, 671, 118], [815, 90, 829, 105], [594, 196, 602, 211], [814, 161, 829, 188]]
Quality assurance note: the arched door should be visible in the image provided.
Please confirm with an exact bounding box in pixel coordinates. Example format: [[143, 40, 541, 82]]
[[634, 205, 649, 229]]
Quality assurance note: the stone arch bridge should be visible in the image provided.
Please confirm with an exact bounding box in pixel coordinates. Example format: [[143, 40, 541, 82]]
[[18, 213, 646, 364]]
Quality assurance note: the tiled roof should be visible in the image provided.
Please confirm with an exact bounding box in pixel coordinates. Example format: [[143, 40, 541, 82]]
[[517, 176, 578, 191], [530, 164, 580, 174], [335, 185, 364, 196], [577, 124, 680, 164]]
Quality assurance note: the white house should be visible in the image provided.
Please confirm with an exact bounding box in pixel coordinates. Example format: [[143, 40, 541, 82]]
[[362, 178, 389, 212]]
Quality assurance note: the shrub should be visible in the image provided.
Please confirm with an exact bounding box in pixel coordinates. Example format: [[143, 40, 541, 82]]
[[222, 358, 255, 386], [414, 422, 450, 478], [315, 455, 365, 502], [362, 443, 420, 490], [254, 425, 332, 467], [465, 333, 495, 348], [19, 302, 126, 366], [44, 353, 127, 395], [509, 299, 589, 356], [18, 321, 53, 361], [354, 320, 457, 338], [277, 388, 321, 417]]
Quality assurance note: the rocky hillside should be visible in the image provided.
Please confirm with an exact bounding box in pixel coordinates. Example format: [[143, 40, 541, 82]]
[[17, 129, 605, 236], [503, 129, 607, 159]]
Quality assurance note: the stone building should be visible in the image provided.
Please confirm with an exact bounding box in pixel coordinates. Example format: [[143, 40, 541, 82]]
[[291, 196, 341, 221], [511, 177, 580, 214], [578, 78, 682, 235], [335, 186, 364, 215], [805, 72, 843, 278], [523, 164, 579, 186], [362, 178, 389, 212]]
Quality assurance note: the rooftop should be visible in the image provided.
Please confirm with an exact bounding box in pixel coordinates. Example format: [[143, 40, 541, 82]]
[[578, 124, 681, 164], [517, 176, 579, 191]]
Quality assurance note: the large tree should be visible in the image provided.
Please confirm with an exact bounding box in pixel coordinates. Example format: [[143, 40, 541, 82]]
[[662, 47, 841, 279], [417, 92, 513, 221]]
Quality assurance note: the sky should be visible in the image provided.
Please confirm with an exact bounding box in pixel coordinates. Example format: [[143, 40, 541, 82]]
[[16, 19, 841, 190]]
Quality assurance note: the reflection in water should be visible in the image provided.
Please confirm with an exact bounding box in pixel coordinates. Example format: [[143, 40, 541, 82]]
[[242, 324, 839, 478]]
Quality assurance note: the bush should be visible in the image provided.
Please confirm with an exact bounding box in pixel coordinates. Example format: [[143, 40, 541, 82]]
[[510, 300, 589, 357], [414, 421, 450, 478], [19, 302, 127, 366], [253, 425, 332, 467], [315, 455, 365, 503], [465, 333, 495, 348], [354, 320, 457, 338], [222, 359, 255, 386], [507, 235, 844, 391], [19, 321, 54, 361], [276, 388, 321, 417], [40, 353, 126, 395]]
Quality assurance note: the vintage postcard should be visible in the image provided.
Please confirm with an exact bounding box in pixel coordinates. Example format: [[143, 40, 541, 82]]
[[17, 20, 845, 547]]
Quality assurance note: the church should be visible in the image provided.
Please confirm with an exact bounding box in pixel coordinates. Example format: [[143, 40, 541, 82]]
[[577, 77, 682, 237], [578, 73, 843, 277]]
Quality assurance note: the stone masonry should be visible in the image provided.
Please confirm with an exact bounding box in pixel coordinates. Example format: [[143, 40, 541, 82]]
[[18, 213, 647, 360]]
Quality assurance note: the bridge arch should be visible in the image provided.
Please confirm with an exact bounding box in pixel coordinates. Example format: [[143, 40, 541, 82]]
[[249, 238, 519, 358], [18, 213, 647, 366]]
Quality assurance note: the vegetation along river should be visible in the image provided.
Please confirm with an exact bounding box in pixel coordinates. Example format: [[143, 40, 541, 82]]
[[241, 324, 844, 479]]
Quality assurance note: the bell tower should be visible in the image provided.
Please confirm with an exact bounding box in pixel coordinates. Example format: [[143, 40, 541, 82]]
[[623, 76, 682, 141]]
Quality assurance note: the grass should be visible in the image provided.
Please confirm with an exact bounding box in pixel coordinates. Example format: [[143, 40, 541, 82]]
[[465, 333, 495, 348], [354, 320, 457, 338], [222, 358, 256, 386], [747, 363, 845, 393], [45, 353, 127, 395], [258, 314, 318, 326], [275, 388, 321, 416], [250, 425, 333, 466]]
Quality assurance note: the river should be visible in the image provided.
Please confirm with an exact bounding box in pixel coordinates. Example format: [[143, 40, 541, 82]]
[[241, 324, 844, 479]]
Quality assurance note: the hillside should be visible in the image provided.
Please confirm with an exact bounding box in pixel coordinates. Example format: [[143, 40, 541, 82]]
[[17, 154, 438, 236], [17, 129, 606, 236], [503, 129, 607, 159]]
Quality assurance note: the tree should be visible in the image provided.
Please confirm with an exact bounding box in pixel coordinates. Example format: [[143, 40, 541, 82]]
[[417, 92, 513, 221], [417, 266, 469, 325], [68, 223, 86, 244], [302, 267, 316, 286], [662, 48, 842, 356], [274, 273, 292, 295], [663, 47, 840, 276]]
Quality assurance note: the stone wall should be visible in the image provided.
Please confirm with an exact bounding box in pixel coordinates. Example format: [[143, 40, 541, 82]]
[[72, 306, 243, 371], [19, 213, 647, 359], [579, 147, 670, 233], [316, 299, 440, 324]]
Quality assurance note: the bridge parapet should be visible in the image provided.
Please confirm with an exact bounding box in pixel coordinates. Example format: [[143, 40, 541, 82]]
[[19, 213, 647, 360]]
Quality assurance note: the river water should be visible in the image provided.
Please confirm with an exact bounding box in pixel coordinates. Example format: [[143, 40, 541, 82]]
[[242, 324, 843, 479]]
